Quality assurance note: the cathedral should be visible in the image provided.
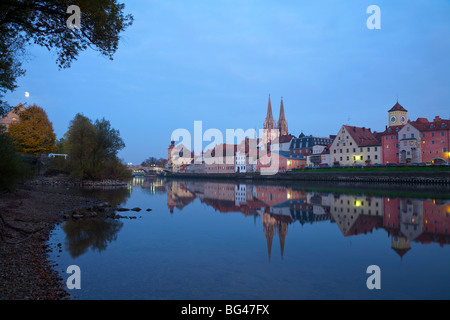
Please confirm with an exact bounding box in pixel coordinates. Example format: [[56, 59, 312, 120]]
[[263, 94, 288, 143]]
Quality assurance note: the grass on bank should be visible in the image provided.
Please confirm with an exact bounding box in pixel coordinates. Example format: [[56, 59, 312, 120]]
[[290, 166, 450, 173]]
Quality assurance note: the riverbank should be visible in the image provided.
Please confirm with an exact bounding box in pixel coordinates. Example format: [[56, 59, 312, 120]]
[[167, 169, 450, 185], [0, 183, 101, 300], [23, 175, 129, 187]]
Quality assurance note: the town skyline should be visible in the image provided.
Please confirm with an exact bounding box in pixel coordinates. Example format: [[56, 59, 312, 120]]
[[3, 0, 450, 164]]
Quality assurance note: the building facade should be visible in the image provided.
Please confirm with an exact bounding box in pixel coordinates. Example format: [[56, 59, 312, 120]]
[[0, 104, 26, 131], [256, 151, 306, 172], [404, 116, 449, 164], [329, 125, 382, 166], [289, 133, 335, 156]]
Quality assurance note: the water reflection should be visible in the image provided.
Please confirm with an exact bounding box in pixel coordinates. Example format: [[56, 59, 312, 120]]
[[131, 175, 166, 195], [59, 177, 450, 261], [62, 218, 124, 258], [166, 180, 450, 259]]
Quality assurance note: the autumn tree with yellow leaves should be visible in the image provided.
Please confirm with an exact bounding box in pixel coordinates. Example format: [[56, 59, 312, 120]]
[[8, 105, 57, 156]]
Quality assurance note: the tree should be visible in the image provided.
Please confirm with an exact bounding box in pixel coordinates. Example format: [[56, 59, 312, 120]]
[[0, 130, 31, 191], [93, 118, 125, 166], [8, 104, 57, 156], [141, 157, 168, 168], [64, 113, 97, 178], [141, 156, 157, 167], [63, 113, 128, 180], [0, 0, 134, 115]]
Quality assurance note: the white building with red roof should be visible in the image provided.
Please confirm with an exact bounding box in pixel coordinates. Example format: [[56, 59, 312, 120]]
[[329, 125, 382, 166]]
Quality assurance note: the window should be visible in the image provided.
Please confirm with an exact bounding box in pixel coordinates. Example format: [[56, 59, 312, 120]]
[[367, 147, 370, 152], [391, 136, 394, 140], [431, 132, 435, 137], [432, 141, 435, 145], [346, 156, 349, 160], [422, 133, 426, 138], [375, 155, 378, 159], [403, 134, 406, 139], [411, 133, 414, 138], [441, 132, 445, 136], [361, 156, 363, 160]]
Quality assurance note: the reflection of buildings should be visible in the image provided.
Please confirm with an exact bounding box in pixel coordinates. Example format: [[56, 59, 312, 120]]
[[384, 197, 450, 257], [166, 181, 196, 214], [164, 180, 450, 259], [330, 194, 384, 236], [132, 177, 166, 194]]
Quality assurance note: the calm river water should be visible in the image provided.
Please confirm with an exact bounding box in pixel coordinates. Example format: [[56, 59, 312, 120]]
[[48, 177, 450, 300]]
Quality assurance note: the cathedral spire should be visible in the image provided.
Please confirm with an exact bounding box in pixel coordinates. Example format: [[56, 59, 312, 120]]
[[277, 96, 288, 136], [278, 96, 286, 121], [266, 94, 274, 121], [263, 94, 275, 131]]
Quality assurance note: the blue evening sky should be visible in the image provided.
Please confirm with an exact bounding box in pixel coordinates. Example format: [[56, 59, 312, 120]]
[[4, 0, 450, 164]]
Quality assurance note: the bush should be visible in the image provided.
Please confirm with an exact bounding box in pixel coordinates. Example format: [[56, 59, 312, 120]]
[[0, 132, 33, 191]]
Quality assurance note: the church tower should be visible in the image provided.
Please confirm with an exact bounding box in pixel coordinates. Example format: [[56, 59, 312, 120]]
[[263, 94, 275, 131], [277, 97, 288, 136], [263, 94, 277, 143], [388, 100, 408, 127]]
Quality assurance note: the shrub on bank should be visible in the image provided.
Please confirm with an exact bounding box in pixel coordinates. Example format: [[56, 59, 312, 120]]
[[0, 131, 33, 191]]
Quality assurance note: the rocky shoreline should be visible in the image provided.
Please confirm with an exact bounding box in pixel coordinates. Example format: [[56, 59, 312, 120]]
[[0, 186, 98, 299], [0, 175, 155, 300], [0, 174, 137, 300], [23, 176, 129, 187]]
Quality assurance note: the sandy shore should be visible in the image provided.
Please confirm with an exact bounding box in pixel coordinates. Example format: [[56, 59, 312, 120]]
[[0, 184, 100, 300]]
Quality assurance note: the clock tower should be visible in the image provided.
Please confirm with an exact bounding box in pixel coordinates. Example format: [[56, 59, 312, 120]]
[[388, 100, 408, 127]]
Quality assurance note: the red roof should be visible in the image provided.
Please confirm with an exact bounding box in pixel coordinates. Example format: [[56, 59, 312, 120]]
[[379, 125, 404, 136], [409, 116, 450, 132], [279, 134, 296, 143], [343, 125, 381, 147], [388, 102, 407, 112]]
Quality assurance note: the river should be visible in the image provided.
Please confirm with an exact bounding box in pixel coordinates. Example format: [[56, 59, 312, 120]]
[[47, 176, 450, 300]]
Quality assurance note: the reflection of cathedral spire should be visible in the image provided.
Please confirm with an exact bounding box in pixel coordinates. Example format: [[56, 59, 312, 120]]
[[263, 213, 288, 261], [278, 222, 288, 259], [263, 214, 274, 262]]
